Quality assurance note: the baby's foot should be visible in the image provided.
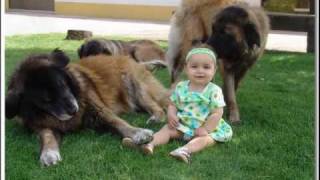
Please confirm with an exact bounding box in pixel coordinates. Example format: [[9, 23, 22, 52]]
[[141, 144, 154, 155], [122, 137, 139, 149], [122, 137, 154, 155], [169, 147, 191, 164]]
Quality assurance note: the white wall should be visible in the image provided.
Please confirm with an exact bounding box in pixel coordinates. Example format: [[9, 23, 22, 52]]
[[55, 0, 181, 6], [55, 0, 261, 7]]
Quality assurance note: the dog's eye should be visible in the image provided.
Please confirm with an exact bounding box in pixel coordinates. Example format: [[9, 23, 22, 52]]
[[43, 97, 52, 103], [58, 81, 67, 88]]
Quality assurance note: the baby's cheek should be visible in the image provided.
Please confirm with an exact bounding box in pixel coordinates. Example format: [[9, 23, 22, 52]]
[[209, 71, 216, 79]]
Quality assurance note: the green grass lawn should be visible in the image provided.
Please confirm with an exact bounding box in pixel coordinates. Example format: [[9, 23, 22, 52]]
[[5, 34, 315, 179]]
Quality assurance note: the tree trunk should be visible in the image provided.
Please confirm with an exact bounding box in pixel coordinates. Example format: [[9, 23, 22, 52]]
[[65, 30, 92, 40]]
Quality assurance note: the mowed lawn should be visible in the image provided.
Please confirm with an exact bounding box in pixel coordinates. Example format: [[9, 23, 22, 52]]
[[5, 34, 315, 179]]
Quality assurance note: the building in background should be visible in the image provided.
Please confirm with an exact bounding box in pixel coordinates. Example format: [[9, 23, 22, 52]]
[[5, 0, 262, 21]]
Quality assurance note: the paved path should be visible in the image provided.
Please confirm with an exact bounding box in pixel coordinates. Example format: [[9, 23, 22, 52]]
[[4, 11, 307, 52]]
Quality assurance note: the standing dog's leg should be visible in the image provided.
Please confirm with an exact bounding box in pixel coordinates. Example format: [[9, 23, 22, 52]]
[[223, 69, 240, 123], [39, 129, 62, 166], [87, 90, 153, 145], [234, 69, 248, 91], [171, 56, 184, 85], [234, 64, 254, 91]]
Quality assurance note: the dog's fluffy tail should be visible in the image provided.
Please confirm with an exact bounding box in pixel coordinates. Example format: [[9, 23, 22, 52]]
[[140, 60, 167, 72]]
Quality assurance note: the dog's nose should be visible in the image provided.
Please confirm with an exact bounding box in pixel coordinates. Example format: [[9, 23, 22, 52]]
[[69, 106, 79, 115], [70, 109, 77, 115], [69, 100, 79, 115]]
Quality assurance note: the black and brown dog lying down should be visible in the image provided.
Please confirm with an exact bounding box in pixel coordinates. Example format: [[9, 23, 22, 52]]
[[5, 49, 169, 166], [78, 38, 167, 71], [166, 1, 270, 123]]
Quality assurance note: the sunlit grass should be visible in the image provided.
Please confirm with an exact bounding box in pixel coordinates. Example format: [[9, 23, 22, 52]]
[[5, 34, 315, 179]]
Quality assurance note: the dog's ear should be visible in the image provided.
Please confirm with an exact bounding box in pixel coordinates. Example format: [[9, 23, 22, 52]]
[[5, 90, 21, 119], [78, 44, 85, 58], [50, 48, 70, 68], [243, 22, 261, 49], [6, 72, 25, 119], [65, 71, 80, 98], [191, 39, 203, 46]]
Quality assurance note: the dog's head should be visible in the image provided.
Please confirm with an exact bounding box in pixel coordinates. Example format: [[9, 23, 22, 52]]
[[206, 5, 261, 61], [6, 49, 80, 121], [78, 39, 112, 58]]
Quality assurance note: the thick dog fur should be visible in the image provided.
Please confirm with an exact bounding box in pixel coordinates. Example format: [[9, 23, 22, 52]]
[[166, 0, 236, 82], [6, 49, 169, 166], [78, 39, 167, 71], [166, 0, 269, 123]]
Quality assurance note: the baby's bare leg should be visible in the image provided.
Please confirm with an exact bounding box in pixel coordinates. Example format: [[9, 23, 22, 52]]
[[149, 124, 182, 147], [183, 135, 215, 154]]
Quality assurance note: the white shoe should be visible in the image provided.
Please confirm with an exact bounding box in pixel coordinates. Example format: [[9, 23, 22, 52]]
[[169, 147, 191, 164]]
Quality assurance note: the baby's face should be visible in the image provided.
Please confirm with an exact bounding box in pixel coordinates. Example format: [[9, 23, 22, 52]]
[[185, 54, 216, 86]]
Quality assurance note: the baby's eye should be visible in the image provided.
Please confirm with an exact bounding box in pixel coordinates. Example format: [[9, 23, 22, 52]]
[[191, 65, 198, 68], [203, 65, 212, 69]]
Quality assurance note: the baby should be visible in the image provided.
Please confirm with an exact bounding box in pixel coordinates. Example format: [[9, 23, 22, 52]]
[[123, 47, 232, 163]]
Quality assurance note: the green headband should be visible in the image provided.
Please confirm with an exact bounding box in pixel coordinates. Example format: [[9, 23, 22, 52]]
[[186, 48, 217, 64]]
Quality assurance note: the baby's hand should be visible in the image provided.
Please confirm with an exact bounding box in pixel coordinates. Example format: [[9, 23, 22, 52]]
[[168, 114, 179, 129], [195, 127, 209, 137]]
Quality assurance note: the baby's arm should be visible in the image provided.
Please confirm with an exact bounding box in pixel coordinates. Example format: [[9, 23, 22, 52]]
[[204, 107, 223, 131], [195, 108, 223, 136], [167, 102, 179, 129]]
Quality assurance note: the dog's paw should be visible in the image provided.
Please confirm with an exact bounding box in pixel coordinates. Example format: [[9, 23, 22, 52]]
[[40, 149, 62, 166], [146, 110, 166, 124], [146, 115, 165, 124], [132, 129, 153, 145], [229, 110, 240, 124]]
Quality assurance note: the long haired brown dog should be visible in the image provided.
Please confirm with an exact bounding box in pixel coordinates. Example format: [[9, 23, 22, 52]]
[[166, 0, 235, 82], [78, 39, 167, 70], [166, 0, 269, 123], [5, 49, 169, 166]]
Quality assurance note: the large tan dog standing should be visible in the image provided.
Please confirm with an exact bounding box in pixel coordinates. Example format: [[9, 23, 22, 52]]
[[5, 49, 169, 166], [166, 0, 269, 123]]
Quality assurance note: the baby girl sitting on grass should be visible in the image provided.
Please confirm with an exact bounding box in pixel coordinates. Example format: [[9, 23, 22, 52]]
[[123, 47, 233, 163]]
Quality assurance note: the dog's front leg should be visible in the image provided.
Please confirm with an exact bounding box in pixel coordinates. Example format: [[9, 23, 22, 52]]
[[136, 91, 165, 124], [38, 129, 62, 166], [88, 90, 153, 145], [137, 85, 166, 124], [223, 70, 240, 123]]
